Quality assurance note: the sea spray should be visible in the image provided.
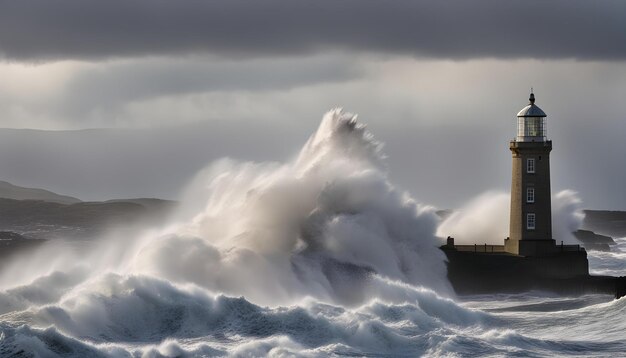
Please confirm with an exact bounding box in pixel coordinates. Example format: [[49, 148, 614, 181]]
[[437, 189, 585, 245], [552, 189, 585, 245], [133, 108, 451, 306], [0, 109, 453, 309], [436, 191, 510, 245]]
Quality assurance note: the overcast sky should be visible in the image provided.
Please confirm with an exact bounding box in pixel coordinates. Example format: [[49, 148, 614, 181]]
[[0, 0, 625, 210]]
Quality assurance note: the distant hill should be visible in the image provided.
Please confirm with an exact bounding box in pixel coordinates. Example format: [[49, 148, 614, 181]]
[[104, 198, 175, 211], [0, 197, 177, 240], [0, 180, 81, 204]]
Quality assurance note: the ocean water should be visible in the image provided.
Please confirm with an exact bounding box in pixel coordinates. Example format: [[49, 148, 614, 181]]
[[0, 110, 623, 357]]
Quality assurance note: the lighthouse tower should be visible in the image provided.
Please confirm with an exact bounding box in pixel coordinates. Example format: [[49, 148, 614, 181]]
[[505, 91, 556, 256]]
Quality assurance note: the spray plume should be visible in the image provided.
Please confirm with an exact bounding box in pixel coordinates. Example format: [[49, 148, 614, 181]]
[[133, 109, 451, 305], [0, 109, 450, 308], [437, 189, 585, 245]]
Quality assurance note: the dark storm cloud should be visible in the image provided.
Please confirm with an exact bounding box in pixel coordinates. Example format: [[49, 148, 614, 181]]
[[1, 0, 625, 61]]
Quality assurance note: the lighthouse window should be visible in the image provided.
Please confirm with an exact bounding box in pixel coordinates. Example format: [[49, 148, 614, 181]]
[[527, 118, 539, 136], [527, 213, 536, 230], [527, 158, 535, 173], [527, 187, 535, 203]]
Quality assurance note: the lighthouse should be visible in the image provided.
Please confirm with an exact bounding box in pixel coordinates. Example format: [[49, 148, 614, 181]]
[[505, 91, 556, 256], [440, 91, 626, 298]]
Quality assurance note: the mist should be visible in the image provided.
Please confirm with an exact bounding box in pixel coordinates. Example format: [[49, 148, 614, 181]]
[[437, 190, 585, 245]]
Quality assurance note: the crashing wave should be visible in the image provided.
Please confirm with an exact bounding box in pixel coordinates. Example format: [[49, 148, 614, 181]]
[[131, 109, 451, 306]]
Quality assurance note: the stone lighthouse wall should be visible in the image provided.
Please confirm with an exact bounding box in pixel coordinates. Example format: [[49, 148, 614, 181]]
[[507, 140, 554, 255]]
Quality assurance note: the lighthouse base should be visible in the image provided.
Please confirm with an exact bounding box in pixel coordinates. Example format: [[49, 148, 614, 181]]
[[504, 237, 583, 257], [441, 245, 625, 298]]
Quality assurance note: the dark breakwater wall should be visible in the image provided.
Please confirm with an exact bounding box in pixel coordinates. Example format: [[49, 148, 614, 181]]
[[442, 247, 625, 298]]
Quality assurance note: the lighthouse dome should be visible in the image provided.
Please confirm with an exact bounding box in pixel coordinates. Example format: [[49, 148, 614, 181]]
[[517, 104, 546, 117], [517, 92, 546, 117]]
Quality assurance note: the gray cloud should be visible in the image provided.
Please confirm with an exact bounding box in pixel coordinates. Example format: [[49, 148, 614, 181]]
[[0, 54, 363, 128], [58, 55, 362, 118], [1, 0, 625, 61]]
